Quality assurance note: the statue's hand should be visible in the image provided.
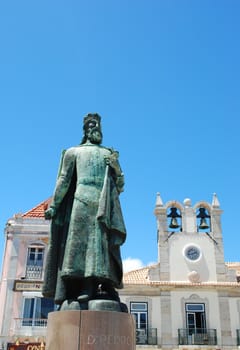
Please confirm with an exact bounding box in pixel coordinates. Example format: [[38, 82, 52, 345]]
[[104, 152, 121, 176], [45, 207, 56, 220], [104, 156, 111, 166]]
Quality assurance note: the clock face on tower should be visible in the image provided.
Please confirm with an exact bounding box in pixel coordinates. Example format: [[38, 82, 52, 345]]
[[184, 245, 201, 261]]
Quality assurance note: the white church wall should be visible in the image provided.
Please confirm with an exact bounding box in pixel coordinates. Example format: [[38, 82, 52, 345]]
[[169, 233, 217, 282]]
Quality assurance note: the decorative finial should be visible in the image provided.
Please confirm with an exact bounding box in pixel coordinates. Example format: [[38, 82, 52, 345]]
[[155, 192, 163, 207], [212, 193, 220, 208], [183, 198, 192, 207]]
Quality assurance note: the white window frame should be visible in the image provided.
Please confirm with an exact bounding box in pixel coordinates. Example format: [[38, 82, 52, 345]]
[[22, 295, 54, 327], [25, 244, 45, 280]]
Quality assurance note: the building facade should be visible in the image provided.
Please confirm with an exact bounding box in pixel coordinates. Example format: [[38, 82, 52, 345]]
[[121, 193, 240, 349], [0, 194, 239, 350], [0, 199, 53, 350]]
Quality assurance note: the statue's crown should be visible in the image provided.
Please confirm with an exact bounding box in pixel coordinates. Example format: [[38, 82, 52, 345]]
[[83, 113, 101, 127]]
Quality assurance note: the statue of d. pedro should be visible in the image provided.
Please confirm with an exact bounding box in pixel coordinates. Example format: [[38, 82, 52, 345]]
[[42, 113, 126, 309]]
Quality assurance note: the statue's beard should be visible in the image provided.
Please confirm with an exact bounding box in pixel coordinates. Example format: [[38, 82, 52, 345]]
[[88, 129, 102, 144]]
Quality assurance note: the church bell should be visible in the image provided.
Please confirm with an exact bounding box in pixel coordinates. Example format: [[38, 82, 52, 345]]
[[197, 207, 210, 230], [168, 207, 181, 229], [169, 217, 180, 229], [199, 218, 209, 230]]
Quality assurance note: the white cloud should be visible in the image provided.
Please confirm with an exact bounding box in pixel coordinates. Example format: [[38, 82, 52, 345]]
[[123, 257, 144, 272]]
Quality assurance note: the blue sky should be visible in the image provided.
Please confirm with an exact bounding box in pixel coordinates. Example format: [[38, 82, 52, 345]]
[[0, 1, 239, 270]]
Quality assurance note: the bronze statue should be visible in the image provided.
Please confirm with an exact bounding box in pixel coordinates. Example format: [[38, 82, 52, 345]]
[[42, 114, 126, 310]]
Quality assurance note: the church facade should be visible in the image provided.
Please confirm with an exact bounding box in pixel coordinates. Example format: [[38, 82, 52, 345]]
[[0, 194, 239, 349], [121, 193, 240, 349]]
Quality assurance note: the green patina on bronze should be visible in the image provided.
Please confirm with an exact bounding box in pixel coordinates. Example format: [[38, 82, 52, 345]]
[[42, 113, 126, 307]]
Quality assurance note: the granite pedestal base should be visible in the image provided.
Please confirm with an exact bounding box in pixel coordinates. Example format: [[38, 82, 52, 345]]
[[46, 310, 136, 350]]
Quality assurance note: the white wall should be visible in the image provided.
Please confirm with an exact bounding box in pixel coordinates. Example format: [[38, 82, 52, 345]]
[[169, 233, 217, 282]]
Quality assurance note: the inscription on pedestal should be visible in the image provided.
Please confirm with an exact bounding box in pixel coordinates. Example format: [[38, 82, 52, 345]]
[[86, 334, 132, 346], [80, 311, 135, 350], [46, 310, 136, 350]]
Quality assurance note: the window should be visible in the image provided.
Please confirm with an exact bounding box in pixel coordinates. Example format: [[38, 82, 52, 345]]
[[130, 302, 148, 344], [22, 297, 54, 326], [26, 245, 44, 280], [186, 303, 206, 334]]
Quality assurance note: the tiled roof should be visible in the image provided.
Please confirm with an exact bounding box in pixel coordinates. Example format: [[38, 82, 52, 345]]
[[22, 198, 51, 218], [123, 263, 240, 285], [226, 262, 240, 276], [123, 265, 157, 284], [148, 281, 240, 287]]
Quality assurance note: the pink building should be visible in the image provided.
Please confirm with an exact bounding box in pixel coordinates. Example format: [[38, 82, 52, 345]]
[[0, 199, 53, 350]]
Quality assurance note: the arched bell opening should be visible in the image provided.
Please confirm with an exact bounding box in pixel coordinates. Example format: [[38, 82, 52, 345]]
[[167, 206, 182, 232], [196, 206, 211, 232]]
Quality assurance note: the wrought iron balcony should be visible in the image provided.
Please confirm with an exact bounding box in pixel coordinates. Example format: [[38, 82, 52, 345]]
[[178, 328, 217, 345], [237, 329, 240, 346], [25, 265, 43, 280], [136, 328, 157, 345], [14, 318, 48, 329]]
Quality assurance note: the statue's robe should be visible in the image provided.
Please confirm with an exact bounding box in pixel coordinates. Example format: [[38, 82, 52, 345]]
[[42, 144, 126, 304]]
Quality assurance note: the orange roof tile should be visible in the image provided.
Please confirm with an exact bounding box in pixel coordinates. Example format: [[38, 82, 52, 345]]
[[22, 198, 51, 218], [123, 265, 155, 284], [123, 263, 240, 285]]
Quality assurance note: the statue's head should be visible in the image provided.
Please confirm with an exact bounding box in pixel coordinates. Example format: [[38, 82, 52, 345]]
[[81, 113, 102, 144]]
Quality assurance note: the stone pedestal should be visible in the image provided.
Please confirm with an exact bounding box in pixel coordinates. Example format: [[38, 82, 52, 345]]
[[46, 310, 136, 350]]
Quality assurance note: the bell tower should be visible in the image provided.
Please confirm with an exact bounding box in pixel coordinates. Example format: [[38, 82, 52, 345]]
[[154, 193, 225, 282]]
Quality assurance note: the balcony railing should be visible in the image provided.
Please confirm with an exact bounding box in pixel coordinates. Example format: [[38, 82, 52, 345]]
[[25, 265, 43, 280], [136, 328, 157, 345], [237, 329, 240, 346], [14, 318, 48, 329], [178, 328, 217, 345]]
